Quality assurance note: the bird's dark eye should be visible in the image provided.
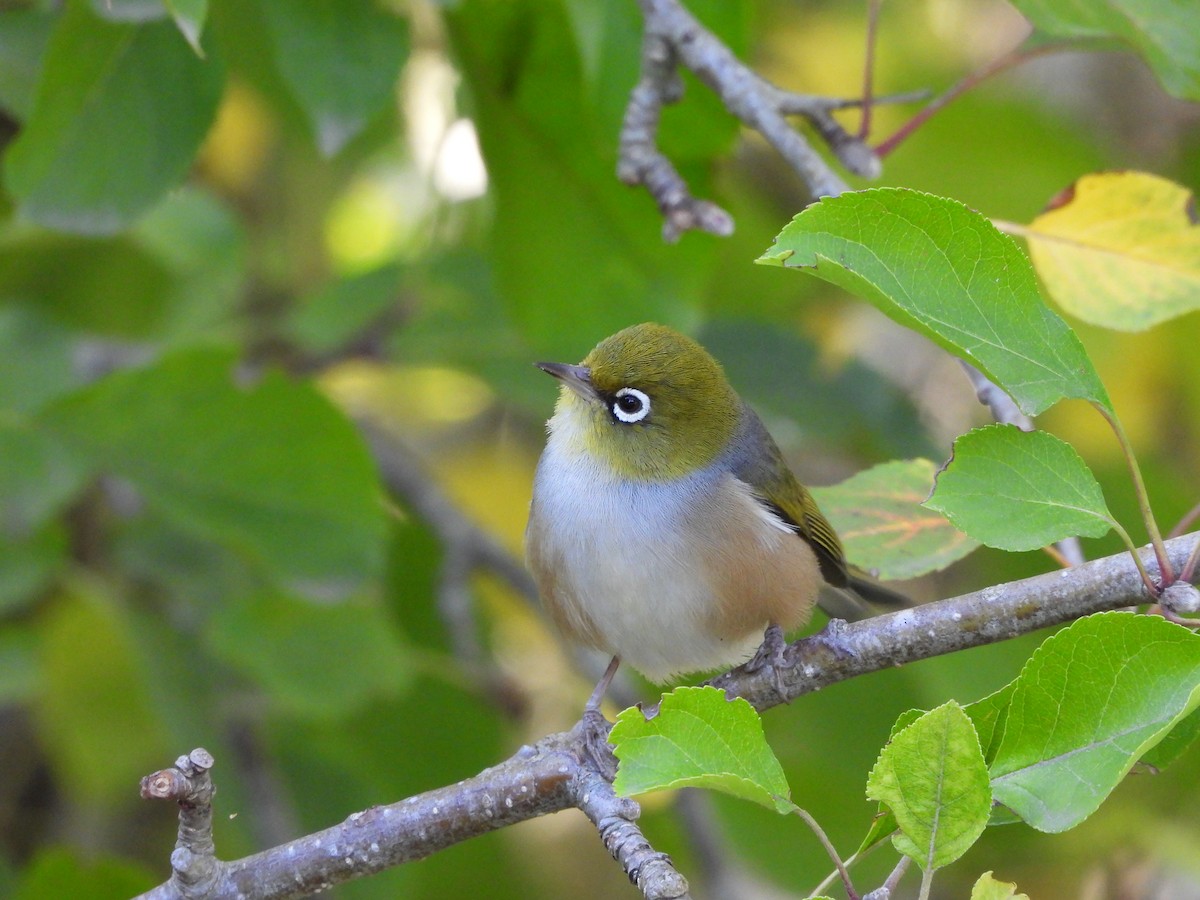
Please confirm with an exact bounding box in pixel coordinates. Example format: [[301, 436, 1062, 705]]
[[611, 387, 650, 424]]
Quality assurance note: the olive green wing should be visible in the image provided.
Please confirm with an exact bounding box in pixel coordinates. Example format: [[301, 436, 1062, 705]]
[[727, 405, 849, 587], [759, 474, 913, 608], [760, 478, 850, 588]]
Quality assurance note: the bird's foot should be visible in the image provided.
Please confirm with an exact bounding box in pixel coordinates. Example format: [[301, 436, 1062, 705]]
[[577, 706, 618, 781], [745, 623, 793, 702]]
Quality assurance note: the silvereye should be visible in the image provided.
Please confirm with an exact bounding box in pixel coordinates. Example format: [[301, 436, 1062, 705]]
[[526, 323, 891, 705]]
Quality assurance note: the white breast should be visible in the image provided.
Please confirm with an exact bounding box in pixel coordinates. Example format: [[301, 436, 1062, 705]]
[[527, 420, 792, 681]]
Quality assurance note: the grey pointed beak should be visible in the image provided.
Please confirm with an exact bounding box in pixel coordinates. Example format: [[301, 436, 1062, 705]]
[[535, 362, 600, 402]]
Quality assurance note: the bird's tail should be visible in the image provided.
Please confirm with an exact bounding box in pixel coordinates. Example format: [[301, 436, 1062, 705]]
[[817, 567, 912, 622], [847, 567, 912, 609]]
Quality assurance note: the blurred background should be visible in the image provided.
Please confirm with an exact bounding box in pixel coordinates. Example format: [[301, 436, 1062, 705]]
[[1, 0, 1199, 897]]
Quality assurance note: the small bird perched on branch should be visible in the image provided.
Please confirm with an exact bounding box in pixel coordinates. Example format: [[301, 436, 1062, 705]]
[[526, 323, 902, 712]]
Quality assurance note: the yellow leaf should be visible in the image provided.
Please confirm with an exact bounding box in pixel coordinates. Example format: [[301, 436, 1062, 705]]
[[1023, 171, 1200, 331], [811, 459, 978, 580], [970, 871, 1030, 900]]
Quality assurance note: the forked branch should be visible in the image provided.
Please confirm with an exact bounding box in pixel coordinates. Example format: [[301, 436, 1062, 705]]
[[620, 0, 885, 240], [138, 534, 1197, 899]]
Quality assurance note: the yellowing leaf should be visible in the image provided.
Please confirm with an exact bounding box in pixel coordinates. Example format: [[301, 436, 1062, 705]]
[[971, 871, 1030, 900], [1024, 172, 1200, 331], [811, 459, 979, 580]]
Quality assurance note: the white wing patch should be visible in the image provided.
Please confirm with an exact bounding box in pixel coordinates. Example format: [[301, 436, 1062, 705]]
[[731, 478, 797, 536]]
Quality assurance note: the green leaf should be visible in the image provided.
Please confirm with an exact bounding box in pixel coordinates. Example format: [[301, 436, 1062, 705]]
[[165, 0, 208, 55], [288, 263, 403, 356], [855, 707, 927, 856], [0, 306, 82, 414], [854, 808, 899, 857], [0, 420, 86, 537], [1140, 707, 1200, 771], [610, 685, 794, 814], [0, 8, 55, 121], [39, 349, 387, 599], [89, 0, 167, 21], [131, 188, 248, 344], [962, 682, 1017, 765], [866, 689, 1016, 853], [260, 0, 408, 156], [757, 188, 1110, 416], [866, 701, 991, 870], [113, 513, 258, 610], [14, 848, 155, 900], [4, 6, 222, 234], [0, 521, 68, 614], [0, 624, 38, 705], [697, 319, 935, 460], [0, 235, 174, 338], [989, 612, 1200, 832], [811, 459, 978, 579], [1009, 0, 1200, 101], [447, 0, 708, 351], [36, 584, 169, 806], [204, 592, 410, 718], [970, 871, 1030, 900], [0, 416, 80, 610], [1023, 171, 1200, 331], [925, 424, 1113, 552]]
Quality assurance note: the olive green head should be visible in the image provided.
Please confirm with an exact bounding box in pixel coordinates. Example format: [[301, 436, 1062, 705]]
[[536, 323, 741, 480]]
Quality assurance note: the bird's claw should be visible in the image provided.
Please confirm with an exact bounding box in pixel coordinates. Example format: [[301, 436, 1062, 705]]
[[745, 623, 793, 702], [578, 706, 618, 781]]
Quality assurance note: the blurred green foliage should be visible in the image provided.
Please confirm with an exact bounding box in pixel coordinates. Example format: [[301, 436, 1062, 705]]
[[0, 0, 1198, 898]]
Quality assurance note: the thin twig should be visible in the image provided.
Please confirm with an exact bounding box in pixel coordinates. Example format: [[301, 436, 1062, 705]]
[[1094, 403, 1175, 587], [676, 789, 812, 899], [620, 0, 884, 239], [357, 417, 537, 664], [790, 804, 857, 898], [875, 33, 1060, 158], [139, 749, 218, 897], [1183, 541, 1200, 584], [958, 362, 1034, 431], [575, 759, 692, 899], [1169, 499, 1200, 540], [869, 855, 912, 899], [858, 0, 884, 140], [358, 418, 537, 603]]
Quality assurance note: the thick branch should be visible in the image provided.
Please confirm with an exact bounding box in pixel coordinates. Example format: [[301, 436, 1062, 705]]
[[139, 533, 1198, 898], [139, 726, 688, 900], [707, 534, 1196, 711]]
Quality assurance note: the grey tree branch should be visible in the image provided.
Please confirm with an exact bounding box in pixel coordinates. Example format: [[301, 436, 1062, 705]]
[[356, 416, 537, 675], [958, 361, 1034, 431], [706, 535, 1195, 711], [138, 533, 1198, 899], [620, 0, 883, 240], [138, 723, 689, 900], [140, 749, 218, 898], [358, 418, 538, 605]]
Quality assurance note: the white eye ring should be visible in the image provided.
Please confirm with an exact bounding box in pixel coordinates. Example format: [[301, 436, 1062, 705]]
[[612, 387, 651, 423]]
